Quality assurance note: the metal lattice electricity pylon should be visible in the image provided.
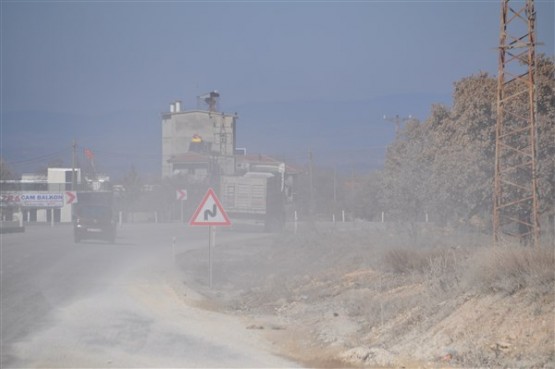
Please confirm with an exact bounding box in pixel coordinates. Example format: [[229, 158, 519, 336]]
[[493, 0, 540, 246]]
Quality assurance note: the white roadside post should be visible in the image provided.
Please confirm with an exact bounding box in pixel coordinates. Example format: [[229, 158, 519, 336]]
[[176, 189, 187, 223], [172, 236, 176, 263], [18, 207, 23, 228]]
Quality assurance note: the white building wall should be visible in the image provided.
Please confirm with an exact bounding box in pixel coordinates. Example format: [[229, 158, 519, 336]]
[[61, 203, 72, 222], [37, 209, 47, 222], [47, 168, 81, 190], [47, 168, 80, 223]]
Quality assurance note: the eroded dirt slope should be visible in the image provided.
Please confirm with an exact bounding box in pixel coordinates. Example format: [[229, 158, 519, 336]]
[[177, 225, 554, 368]]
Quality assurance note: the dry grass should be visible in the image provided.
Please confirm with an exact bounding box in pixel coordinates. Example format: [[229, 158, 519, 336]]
[[375, 241, 554, 368], [382, 242, 555, 297], [382, 247, 457, 274], [468, 245, 555, 295], [178, 226, 555, 368]]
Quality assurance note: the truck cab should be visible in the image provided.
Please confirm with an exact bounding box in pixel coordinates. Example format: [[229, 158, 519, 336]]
[[73, 192, 116, 243]]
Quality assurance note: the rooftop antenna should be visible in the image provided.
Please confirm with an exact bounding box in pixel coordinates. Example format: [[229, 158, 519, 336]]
[[197, 90, 220, 112]]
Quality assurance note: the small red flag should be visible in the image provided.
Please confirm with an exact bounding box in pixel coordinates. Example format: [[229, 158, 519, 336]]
[[84, 148, 94, 160]]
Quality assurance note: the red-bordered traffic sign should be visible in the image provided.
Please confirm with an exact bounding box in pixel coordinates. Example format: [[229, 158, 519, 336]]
[[189, 188, 231, 226], [176, 189, 187, 201], [65, 191, 78, 205]]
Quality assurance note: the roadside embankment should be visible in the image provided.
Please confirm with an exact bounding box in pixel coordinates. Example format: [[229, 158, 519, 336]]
[[176, 224, 555, 368]]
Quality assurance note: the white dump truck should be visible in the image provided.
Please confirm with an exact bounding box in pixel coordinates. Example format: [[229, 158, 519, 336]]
[[220, 172, 286, 232]]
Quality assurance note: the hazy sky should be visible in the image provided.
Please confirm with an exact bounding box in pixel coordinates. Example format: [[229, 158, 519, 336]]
[[3, 0, 553, 117]]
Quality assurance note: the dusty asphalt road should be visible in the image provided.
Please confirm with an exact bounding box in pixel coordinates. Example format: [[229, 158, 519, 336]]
[[1, 223, 299, 368]]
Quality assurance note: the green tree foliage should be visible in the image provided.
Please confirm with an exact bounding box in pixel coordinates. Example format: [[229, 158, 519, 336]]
[[426, 73, 497, 227], [359, 55, 554, 232], [535, 55, 555, 218], [381, 118, 432, 223]]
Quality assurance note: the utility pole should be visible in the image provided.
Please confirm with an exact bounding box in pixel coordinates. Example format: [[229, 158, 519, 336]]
[[351, 165, 356, 224], [333, 166, 338, 222], [333, 166, 337, 205], [383, 114, 412, 135], [308, 149, 314, 219], [493, 0, 540, 246], [72, 140, 77, 191]]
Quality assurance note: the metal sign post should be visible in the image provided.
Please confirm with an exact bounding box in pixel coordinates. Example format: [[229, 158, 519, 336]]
[[172, 236, 176, 263], [189, 188, 231, 288], [181, 201, 184, 223], [208, 226, 213, 288]]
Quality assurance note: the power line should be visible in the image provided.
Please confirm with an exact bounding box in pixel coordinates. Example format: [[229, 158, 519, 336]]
[[5, 148, 70, 165], [89, 149, 160, 158], [383, 114, 412, 135]]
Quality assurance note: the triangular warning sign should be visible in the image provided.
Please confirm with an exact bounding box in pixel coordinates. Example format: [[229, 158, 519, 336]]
[[189, 188, 231, 226]]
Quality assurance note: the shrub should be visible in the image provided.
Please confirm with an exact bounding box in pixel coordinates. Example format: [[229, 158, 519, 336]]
[[468, 245, 555, 295], [382, 247, 459, 275]]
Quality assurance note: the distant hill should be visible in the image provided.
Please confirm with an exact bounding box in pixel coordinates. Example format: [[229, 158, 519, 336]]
[[1, 92, 450, 179]]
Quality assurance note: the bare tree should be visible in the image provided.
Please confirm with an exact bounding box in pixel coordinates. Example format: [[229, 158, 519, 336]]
[[0, 158, 14, 180]]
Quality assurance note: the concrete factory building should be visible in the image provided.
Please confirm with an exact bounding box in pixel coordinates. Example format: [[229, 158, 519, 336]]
[[161, 91, 237, 179]]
